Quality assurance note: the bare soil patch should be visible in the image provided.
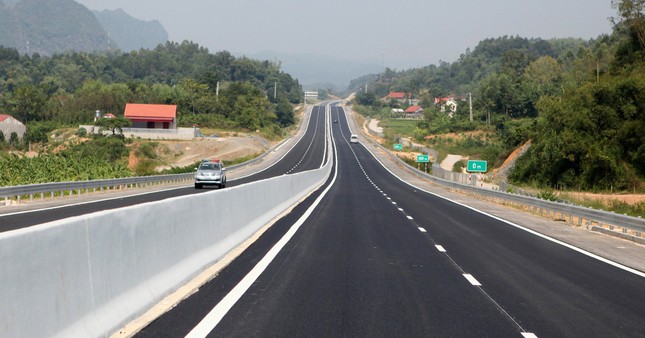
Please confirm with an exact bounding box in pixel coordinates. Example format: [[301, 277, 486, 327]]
[[142, 135, 274, 171]]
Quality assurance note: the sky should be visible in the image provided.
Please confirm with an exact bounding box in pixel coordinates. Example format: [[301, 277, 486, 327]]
[[75, 0, 617, 70]]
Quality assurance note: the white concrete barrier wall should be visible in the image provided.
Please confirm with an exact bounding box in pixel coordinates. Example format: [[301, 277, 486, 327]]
[[0, 162, 330, 338]]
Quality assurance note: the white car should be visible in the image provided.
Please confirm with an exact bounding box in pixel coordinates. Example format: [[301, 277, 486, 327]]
[[350, 134, 359, 143], [194, 160, 227, 189]]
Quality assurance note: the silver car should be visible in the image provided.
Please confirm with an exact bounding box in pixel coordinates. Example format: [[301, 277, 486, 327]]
[[194, 161, 227, 189]]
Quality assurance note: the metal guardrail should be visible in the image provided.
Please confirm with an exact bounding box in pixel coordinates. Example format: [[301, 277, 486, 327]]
[[365, 129, 645, 238], [0, 173, 193, 203], [0, 137, 290, 205]]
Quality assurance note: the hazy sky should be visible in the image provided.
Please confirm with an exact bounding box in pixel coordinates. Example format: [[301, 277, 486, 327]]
[[76, 0, 616, 70]]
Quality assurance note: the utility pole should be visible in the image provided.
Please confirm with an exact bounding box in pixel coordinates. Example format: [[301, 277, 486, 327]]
[[274, 81, 277, 99], [469, 92, 473, 122], [216, 81, 220, 101]]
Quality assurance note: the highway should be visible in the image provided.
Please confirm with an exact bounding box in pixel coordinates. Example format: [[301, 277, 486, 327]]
[[133, 105, 645, 337], [2, 103, 643, 337], [0, 104, 329, 232]]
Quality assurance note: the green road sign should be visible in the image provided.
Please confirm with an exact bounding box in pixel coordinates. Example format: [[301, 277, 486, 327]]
[[393, 143, 403, 151], [416, 154, 430, 163], [467, 160, 487, 172]]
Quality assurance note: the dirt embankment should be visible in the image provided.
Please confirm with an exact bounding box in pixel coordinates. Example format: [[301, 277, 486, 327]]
[[128, 135, 274, 172]]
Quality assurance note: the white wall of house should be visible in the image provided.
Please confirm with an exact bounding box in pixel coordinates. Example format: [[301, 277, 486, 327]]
[[0, 116, 27, 140]]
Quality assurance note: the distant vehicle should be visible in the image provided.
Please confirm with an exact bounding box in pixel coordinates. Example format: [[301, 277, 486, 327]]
[[333, 119, 338, 123], [350, 134, 359, 143], [194, 160, 226, 189]]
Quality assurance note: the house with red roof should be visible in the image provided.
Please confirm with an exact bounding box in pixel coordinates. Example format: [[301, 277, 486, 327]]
[[124, 103, 177, 130], [385, 91, 420, 106], [0, 114, 26, 140], [434, 95, 461, 117], [404, 105, 424, 119], [386, 92, 411, 100]]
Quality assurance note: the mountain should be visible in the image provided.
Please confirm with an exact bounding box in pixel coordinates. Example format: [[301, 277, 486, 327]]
[[247, 51, 382, 91], [0, 0, 110, 55], [93, 9, 167, 52], [0, 0, 167, 55]]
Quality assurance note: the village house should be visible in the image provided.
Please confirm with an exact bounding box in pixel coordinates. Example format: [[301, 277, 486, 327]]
[[404, 105, 424, 119], [124, 103, 177, 129], [0, 114, 26, 141], [80, 103, 197, 140], [384, 91, 421, 106], [434, 96, 459, 117]]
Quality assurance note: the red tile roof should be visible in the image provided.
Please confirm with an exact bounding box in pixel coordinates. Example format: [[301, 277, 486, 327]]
[[0, 114, 13, 122], [387, 92, 411, 99], [405, 105, 423, 113], [124, 104, 177, 121]]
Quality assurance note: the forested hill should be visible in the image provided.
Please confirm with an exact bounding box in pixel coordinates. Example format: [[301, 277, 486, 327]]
[[0, 40, 303, 137], [0, 0, 167, 55], [347, 0, 644, 192], [345, 35, 591, 102]]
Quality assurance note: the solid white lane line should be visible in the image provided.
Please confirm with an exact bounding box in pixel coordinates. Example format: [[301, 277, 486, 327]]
[[463, 274, 482, 286], [186, 114, 339, 338], [435, 245, 446, 252]]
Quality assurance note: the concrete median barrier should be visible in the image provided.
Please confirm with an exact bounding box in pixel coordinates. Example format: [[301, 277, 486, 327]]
[[0, 162, 330, 338]]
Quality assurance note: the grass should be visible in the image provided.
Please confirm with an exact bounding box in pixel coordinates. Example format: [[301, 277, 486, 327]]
[[558, 192, 645, 218], [380, 119, 419, 138]]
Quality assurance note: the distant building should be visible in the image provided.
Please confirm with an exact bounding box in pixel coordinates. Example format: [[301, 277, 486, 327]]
[[434, 96, 459, 117], [384, 91, 420, 106], [124, 103, 177, 129], [0, 114, 27, 140], [404, 105, 424, 119], [386, 92, 412, 100]]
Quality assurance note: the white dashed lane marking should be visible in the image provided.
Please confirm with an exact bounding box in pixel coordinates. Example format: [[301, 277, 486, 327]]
[[463, 274, 482, 286]]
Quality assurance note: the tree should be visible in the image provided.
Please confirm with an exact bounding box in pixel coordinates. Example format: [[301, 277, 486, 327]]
[[275, 97, 295, 127], [523, 56, 562, 92], [177, 78, 209, 114], [94, 117, 132, 136], [612, 0, 645, 52], [7, 85, 48, 122], [9, 132, 19, 146]]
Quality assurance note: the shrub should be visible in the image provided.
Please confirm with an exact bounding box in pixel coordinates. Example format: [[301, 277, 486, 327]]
[[76, 128, 87, 137]]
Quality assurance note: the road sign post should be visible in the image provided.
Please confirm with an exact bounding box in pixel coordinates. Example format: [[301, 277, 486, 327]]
[[417, 154, 429, 172], [466, 160, 487, 173]]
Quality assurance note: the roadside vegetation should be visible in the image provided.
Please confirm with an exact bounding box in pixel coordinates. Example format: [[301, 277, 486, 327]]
[[348, 0, 644, 199], [0, 41, 302, 185], [347, 1, 644, 216]]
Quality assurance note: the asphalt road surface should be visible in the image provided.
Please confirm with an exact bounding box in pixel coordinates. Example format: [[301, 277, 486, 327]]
[[134, 105, 645, 337]]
